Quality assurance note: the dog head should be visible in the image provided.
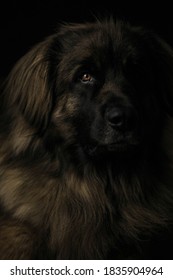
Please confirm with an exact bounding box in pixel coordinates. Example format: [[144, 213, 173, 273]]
[[4, 18, 173, 159]]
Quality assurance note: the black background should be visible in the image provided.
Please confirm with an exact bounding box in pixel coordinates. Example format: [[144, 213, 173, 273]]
[[1, 0, 173, 77]]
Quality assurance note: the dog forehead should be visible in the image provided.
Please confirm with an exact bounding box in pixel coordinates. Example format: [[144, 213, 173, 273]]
[[58, 20, 141, 63]]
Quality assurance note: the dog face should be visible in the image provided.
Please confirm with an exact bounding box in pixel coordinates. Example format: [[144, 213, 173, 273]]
[[6, 19, 173, 160], [48, 19, 169, 158]]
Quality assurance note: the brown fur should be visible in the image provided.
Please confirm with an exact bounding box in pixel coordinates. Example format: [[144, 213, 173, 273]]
[[0, 18, 173, 259]]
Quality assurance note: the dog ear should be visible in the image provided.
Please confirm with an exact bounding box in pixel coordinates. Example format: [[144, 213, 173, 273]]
[[151, 35, 173, 168], [150, 34, 173, 116], [4, 37, 54, 132]]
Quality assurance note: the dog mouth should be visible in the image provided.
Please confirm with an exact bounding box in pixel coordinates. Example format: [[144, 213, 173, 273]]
[[81, 113, 139, 158], [84, 137, 138, 157]]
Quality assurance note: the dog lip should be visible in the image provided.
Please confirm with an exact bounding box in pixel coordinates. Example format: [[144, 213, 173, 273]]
[[106, 141, 129, 151], [84, 136, 139, 156], [108, 141, 125, 147], [84, 141, 127, 156]]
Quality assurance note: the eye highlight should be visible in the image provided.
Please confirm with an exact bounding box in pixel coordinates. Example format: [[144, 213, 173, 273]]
[[79, 72, 95, 84], [81, 73, 92, 82]]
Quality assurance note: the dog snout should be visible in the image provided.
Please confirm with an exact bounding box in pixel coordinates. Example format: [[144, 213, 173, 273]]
[[105, 106, 136, 131]]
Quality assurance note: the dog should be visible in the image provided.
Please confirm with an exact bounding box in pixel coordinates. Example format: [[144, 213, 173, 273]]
[[0, 18, 173, 259]]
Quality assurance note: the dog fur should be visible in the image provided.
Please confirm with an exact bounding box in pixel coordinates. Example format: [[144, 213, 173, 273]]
[[0, 18, 173, 259]]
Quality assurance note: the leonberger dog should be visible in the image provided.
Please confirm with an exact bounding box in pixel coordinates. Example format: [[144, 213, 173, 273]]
[[0, 18, 173, 259]]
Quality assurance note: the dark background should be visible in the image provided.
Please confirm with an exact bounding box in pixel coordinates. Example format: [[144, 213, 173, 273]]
[[1, 0, 173, 78]]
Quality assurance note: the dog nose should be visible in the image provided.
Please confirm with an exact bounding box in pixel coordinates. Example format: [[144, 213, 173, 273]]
[[106, 108, 125, 129], [105, 107, 136, 131]]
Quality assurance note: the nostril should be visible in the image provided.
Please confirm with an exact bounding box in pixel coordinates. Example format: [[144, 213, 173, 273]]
[[106, 108, 124, 128]]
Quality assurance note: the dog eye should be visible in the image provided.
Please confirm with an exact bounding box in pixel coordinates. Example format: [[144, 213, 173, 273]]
[[80, 73, 94, 83]]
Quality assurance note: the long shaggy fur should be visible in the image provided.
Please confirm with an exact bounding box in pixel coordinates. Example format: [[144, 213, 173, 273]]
[[0, 18, 173, 259]]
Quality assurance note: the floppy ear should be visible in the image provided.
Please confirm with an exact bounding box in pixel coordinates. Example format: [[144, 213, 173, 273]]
[[150, 35, 173, 116], [152, 36, 173, 170], [5, 37, 54, 132]]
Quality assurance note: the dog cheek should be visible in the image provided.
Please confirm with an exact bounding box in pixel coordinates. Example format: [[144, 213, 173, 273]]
[[52, 95, 81, 141]]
